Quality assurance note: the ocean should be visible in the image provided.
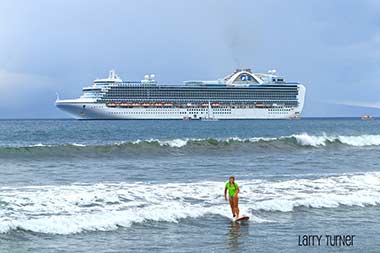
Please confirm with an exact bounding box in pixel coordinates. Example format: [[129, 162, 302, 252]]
[[0, 118, 379, 252]]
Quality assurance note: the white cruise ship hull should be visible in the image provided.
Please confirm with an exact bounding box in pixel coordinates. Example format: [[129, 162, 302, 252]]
[[55, 70, 306, 120]]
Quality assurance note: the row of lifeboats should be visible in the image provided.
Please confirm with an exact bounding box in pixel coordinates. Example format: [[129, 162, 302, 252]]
[[255, 102, 286, 108], [106, 102, 174, 108], [106, 102, 222, 108], [106, 101, 277, 108], [201, 103, 220, 107]]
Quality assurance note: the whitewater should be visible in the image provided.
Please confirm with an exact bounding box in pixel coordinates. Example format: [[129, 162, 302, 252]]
[[1, 172, 379, 234]]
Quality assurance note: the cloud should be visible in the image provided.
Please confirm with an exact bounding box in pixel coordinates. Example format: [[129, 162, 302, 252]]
[[0, 69, 55, 106], [331, 101, 380, 110]]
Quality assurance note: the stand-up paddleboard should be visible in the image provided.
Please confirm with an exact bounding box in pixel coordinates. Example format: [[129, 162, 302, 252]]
[[234, 216, 250, 222]]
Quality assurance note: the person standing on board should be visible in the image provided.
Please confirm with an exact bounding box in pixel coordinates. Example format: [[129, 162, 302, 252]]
[[224, 176, 240, 218]]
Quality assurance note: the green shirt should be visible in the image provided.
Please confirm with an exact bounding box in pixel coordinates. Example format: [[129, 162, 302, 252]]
[[225, 182, 238, 197]]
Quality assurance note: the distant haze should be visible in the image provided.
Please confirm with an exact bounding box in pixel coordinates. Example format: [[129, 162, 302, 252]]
[[0, 0, 380, 118]]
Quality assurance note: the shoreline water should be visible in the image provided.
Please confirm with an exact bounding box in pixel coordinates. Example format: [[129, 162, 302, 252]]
[[0, 119, 379, 252]]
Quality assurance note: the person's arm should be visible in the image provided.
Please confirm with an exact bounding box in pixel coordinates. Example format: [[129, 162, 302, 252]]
[[224, 187, 228, 201]]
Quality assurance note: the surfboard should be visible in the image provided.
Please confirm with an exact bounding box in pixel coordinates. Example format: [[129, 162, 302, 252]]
[[234, 216, 250, 222]]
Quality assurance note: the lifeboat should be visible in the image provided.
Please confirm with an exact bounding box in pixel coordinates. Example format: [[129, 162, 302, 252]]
[[164, 103, 173, 107], [255, 102, 264, 108], [106, 103, 117, 107], [211, 103, 220, 107]]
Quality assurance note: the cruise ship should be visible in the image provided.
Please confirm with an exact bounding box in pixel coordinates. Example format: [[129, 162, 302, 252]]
[[55, 69, 306, 120]]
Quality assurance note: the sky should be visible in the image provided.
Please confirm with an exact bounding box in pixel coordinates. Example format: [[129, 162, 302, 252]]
[[1, 0, 380, 118]]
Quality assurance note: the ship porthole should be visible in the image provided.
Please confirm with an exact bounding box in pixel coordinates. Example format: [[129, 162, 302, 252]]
[[83, 105, 86, 108]]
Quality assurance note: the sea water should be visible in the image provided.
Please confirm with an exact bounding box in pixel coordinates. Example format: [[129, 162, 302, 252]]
[[0, 119, 379, 252]]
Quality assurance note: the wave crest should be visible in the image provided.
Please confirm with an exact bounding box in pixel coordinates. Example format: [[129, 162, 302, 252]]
[[291, 133, 380, 147]]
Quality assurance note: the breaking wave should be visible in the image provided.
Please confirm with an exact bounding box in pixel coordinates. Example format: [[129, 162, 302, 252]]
[[0, 172, 379, 234], [1, 134, 380, 158]]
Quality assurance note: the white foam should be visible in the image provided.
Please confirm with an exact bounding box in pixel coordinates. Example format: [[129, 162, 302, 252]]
[[337, 135, 380, 146], [0, 172, 379, 234], [71, 143, 87, 147], [245, 173, 380, 211], [291, 133, 331, 146], [291, 133, 380, 147], [130, 136, 273, 148], [28, 143, 51, 147], [159, 138, 190, 148]]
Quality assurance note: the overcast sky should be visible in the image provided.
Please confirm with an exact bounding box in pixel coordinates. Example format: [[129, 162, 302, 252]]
[[1, 0, 380, 118]]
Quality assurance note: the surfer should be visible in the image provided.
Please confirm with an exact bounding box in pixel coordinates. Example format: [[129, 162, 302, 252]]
[[224, 176, 240, 218]]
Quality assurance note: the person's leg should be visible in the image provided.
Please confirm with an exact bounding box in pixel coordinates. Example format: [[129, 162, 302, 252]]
[[234, 197, 240, 218], [229, 197, 235, 217], [231, 197, 238, 217]]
